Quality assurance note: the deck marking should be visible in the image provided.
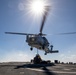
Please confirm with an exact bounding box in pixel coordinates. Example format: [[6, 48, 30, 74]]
[[26, 68, 76, 74]]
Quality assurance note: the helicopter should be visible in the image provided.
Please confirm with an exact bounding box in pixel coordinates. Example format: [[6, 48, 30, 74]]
[[5, 6, 59, 55], [5, 6, 76, 55]]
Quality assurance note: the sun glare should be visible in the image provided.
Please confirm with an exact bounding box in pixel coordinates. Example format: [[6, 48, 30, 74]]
[[31, 0, 45, 14], [27, 0, 50, 16]]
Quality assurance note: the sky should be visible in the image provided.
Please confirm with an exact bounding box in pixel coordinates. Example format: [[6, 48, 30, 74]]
[[0, 0, 76, 63]]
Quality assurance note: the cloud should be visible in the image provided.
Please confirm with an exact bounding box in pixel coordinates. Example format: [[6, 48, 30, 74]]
[[59, 44, 76, 63], [59, 54, 76, 63], [0, 50, 32, 62]]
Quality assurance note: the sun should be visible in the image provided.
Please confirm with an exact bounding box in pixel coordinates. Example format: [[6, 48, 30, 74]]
[[27, 0, 50, 16], [30, 0, 45, 15]]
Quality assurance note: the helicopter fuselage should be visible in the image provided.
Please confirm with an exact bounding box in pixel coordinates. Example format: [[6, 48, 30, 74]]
[[26, 35, 49, 50]]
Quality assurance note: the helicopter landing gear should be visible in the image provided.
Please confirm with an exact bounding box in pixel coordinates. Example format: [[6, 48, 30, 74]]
[[30, 47, 33, 51], [42, 45, 45, 50], [44, 52, 47, 55]]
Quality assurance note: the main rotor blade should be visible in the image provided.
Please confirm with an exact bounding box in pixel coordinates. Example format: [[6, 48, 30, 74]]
[[5, 32, 34, 35], [40, 6, 50, 34], [48, 32, 76, 35], [56, 32, 76, 35]]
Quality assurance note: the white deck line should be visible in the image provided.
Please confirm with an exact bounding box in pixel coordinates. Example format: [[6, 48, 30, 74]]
[[26, 68, 76, 74]]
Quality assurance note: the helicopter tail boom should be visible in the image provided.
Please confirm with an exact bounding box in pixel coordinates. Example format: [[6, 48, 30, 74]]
[[45, 45, 59, 55], [45, 50, 59, 55], [49, 50, 59, 53], [49, 45, 59, 53]]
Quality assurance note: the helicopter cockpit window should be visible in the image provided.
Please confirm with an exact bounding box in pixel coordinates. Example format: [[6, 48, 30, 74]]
[[43, 37, 49, 44], [29, 36, 36, 42], [29, 35, 35, 38], [43, 37, 47, 41]]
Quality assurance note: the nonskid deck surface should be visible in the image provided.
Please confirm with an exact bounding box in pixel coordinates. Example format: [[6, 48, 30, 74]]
[[0, 62, 76, 75]]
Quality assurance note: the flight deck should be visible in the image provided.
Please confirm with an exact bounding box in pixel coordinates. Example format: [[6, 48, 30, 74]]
[[0, 62, 76, 75]]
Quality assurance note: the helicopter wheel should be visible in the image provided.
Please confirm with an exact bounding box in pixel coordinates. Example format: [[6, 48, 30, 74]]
[[44, 52, 47, 55], [30, 47, 33, 51], [42, 45, 45, 50]]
